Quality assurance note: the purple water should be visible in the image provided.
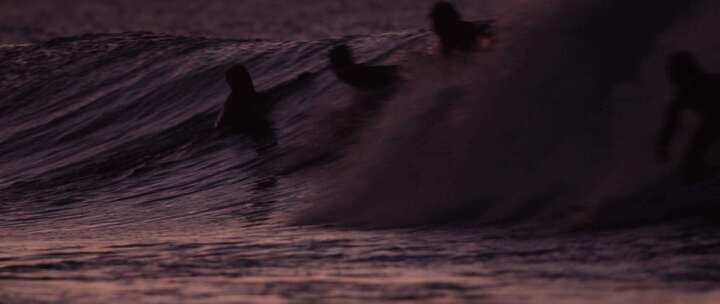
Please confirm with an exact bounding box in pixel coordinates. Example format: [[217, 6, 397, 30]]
[[1, 1, 720, 303]]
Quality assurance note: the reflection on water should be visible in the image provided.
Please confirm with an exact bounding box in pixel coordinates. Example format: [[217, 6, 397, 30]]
[[2, 224, 720, 303]]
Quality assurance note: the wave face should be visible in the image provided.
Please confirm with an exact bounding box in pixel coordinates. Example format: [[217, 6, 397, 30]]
[[0, 29, 431, 232], [1, 0, 719, 233]]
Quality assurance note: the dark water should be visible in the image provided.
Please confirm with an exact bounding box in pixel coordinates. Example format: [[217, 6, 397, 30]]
[[1, 0, 720, 303]]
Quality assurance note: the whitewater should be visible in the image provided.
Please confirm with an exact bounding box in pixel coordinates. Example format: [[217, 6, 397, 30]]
[[1, 0, 719, 303]]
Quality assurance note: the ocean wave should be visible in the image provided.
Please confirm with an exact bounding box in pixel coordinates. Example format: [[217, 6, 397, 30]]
[[2, 0, 719, 231]]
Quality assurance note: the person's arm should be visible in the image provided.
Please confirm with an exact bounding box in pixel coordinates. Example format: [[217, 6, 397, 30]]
[[471, 20, 497, 50], [215, 97, 234, 129], [472, 20, 495, 36], [656, 100, 682, 161], [263, 71, 316, 109], [215, 111, 228, 129]]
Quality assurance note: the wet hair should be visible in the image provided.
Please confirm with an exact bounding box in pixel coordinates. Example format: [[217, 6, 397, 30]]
[[330, 45, 355, 68], [226, 64, 255, 92], [668, 51, 702, 85], [431, 1, 461, 25]]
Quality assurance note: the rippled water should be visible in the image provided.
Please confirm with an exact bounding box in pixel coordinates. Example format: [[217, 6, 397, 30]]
[[3, 224, 720, 303], [1, 0, 720, 303]]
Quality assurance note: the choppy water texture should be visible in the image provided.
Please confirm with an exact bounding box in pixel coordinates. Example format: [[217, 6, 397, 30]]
[[1, 0, 720, 303]]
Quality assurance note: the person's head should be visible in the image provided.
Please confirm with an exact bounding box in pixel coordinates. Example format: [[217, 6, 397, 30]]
[[431, 1, 461, 28], [226, 64, 255, 93], [668, 51, 702, 86], [330, 45, 355, 68]]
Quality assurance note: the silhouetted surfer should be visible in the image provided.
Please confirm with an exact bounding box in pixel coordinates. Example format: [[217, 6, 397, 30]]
[[216, 64, 276, 149], [657, 51, 720, 182], [330, 44, 399, 90], [430, 1, 495, 56]]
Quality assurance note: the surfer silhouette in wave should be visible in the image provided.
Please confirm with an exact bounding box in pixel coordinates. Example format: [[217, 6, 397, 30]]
[[329, 44, 399, 90], [430, 1, 496, 56], [657, 51, 720, 182], [216, 64, 277, 150]]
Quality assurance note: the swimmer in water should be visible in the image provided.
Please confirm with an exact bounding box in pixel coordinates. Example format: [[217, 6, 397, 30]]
[[657, 51, 720, 182], [216, 64, 276, 148], [430, 1, 495, 56]]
